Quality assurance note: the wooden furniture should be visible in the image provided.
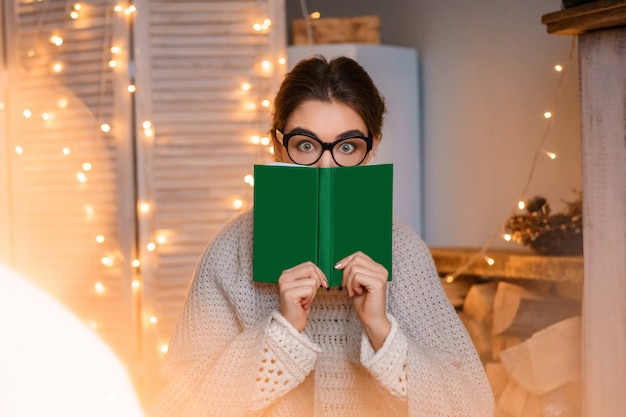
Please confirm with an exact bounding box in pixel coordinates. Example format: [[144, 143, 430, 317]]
[[542, 2, 626, 416]]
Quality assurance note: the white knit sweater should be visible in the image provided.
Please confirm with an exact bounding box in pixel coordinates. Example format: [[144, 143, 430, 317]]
[[153, 209, 494, 417]]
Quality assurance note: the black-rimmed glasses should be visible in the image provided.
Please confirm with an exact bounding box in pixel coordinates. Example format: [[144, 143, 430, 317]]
[[276, 129, 373, 167]]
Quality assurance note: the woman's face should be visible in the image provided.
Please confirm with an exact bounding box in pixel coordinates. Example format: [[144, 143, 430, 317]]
[[277, 100, 380, 168]]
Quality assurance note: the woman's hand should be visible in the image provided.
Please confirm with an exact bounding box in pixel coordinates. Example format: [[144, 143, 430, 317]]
[[335, 252, 391, 351], [278, 261, 328, 332]]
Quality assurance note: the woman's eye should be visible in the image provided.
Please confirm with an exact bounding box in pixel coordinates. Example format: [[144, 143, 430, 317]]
[[338, 142, 356, 154], [296, 140, 316, 152]]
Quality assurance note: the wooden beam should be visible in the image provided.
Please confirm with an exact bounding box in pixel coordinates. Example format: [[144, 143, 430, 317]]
[[542, 0, 626, 35]]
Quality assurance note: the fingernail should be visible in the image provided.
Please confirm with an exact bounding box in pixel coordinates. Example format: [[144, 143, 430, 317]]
[[334, 262, 342, 269]]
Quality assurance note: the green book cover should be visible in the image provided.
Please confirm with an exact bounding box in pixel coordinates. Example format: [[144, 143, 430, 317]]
[[253, 163, 393, 287]]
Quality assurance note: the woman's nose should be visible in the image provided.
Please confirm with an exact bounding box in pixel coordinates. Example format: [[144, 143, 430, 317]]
[[314, 149, 337, 168]]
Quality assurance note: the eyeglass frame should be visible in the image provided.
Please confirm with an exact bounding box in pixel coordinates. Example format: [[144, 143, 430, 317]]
[[275, 129, 374, 167]]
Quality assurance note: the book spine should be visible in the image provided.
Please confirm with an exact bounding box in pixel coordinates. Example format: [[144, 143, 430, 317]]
[[318, 168, 334, 284]]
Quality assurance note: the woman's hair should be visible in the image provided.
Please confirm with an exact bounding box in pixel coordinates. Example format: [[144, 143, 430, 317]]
[[270, 56, 386, 157]]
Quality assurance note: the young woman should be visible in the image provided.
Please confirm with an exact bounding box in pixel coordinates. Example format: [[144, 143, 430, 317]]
[[153, 56, 494, 417]]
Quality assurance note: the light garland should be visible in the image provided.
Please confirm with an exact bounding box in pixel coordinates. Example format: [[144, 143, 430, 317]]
[[444, 36, 578, 283]]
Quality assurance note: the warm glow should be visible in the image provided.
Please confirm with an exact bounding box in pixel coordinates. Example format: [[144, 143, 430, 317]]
[[50, 35, 64, 46], [483, 256, 495, 266], [149, 316, 158, 324], [58, 98, 68, 108], [23, 109, 32, 118], [114, 4, 123, 12], [132, 279, 141, 289], [52, 62, 63, 73], [261, 99, 270, 108], [244, 174, 254, 186], [125, 5, 137, 14], [139, 202, 151, 213], [82, 162, 92, 171], [144, 128, 153, 137], [100, 257, 113, 267], [142, 120, 152, 129], [100, 123, 111, 133], [250, 135, 261, 144], [310, 11, 321, 19], [108, 59, 118, 68], [160, 344, 169, 354], [131, 259, 140, 268], [278, 57, 286, 65], [146, 242, 156, 252], [554, 64, 563, 72], [247, 102, 257, 110], [233, 198, 243, 209], [127, 84, 136, 93], [544, 151, 557, 159], [62, 147, 71, 156], [156, 234, 167, 245], [94, 282, 105, 293], [241, 82, 251, 91], [445, 274, 455, 284], [84, 205, 95, 218], [261, 60, 272, 73], [518, 200, 525, 210], [73, 2, 82, 10], [503, 233, 512, 242], [0, 265, 142, 417], [544, 111, 552, 119], [0, 264, 144, 416], [111, 45, 121, 54], [70, 10, 79, 19], [260, 136, 270, 146], [269, 146, 274, 155], [76, 172, 88, 183], [96, 235, 105, 243], [15, 146, 24, 155]]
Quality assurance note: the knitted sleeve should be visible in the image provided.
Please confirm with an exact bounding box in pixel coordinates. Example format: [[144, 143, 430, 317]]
[[151, 212, 319, 417], [389, 222, 495, 417]]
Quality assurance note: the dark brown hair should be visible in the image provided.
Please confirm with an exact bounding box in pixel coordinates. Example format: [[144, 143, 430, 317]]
[[270, 56, 385, 154]]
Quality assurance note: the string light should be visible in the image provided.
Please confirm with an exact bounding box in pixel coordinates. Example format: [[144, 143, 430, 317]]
[[445, 37, 577, 283]]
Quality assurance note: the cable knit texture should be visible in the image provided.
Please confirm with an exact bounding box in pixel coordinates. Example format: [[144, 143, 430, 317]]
[[152, 209, 494, 417]]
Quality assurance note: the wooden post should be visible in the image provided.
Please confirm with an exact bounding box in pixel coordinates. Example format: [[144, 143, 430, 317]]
[[542, 3, 626, 416]]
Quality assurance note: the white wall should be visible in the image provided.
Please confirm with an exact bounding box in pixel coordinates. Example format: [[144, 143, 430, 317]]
[[286, 0, 581, 249]]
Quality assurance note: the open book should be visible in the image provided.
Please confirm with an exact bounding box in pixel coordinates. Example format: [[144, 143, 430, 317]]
[[252, 163, 393, 287]]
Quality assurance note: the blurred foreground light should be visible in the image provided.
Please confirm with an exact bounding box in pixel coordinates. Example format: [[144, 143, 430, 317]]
[[0, 263, 144, 417]]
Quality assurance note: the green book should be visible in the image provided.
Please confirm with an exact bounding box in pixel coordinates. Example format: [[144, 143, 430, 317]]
[[253, 163, 393, 287]]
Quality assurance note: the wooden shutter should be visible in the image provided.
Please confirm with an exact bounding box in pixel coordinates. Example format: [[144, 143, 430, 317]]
[[133, 0, 286, 400]]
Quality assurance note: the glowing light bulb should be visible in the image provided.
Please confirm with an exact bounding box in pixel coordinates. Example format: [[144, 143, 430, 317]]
[[142, 121, 152, 129], [73, 3, 82, 11], [261, 60, 272, 74], [445, 274, 455, 284], [544, 151, 557, 160], [82, 162, 92, 171], [146, 242, 156, 252], [250, 135, 261, 145], [84, 205, 95, 218], [52, 62, 63, 73], [233, 199, 243, 209], [138, 202, 150, 213], [96, 235, 105, 243], [70, 10, 79, 19], [100, 257, 113, 267], [131, 259, 141, 268], [269, 146, 274, 155], [144, 128, 153, 137], [253, 23, 262, 32], [62, 147, 71, 156], [50, 35, 63, 46], [76, 172, 88, 183], [260, 136, 270, 146], [156, 234, 167, 245], [95, 282, 106, 293], [247, 102, 256, 110], [108, 59, 118, 68], [127, 84, 136, 93], [149, 316, 158, 324], [554, 64, 563, 72], [311, 11, 321, 19], [42, 112, 52, 121], [278, 57, 286, 65], [503, 233, 512, 242], [15, 146, 24, 155], [483, 256, 495, 266], [261, 99, 270, 108], [244, 174, 254, 186], [27, 50, 35, 58], [114, 5, 123, 12], [111, 46, 121, 54], [160, 344, 169, 354], [518, 200, 525, 210], [58, 98, 68, 108], [544, 111, 552, 119], [132, 280, 141, 289], [241, 83, 251, 91], [100, 123, 111, 133], [125, 5, 136, 14], [23, 109, 32, 118]]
